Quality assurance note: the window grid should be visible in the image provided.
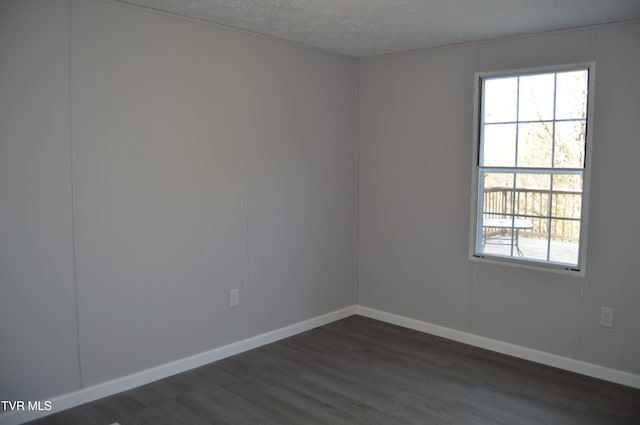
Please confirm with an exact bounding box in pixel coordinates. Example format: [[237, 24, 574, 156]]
[[472, 64, 592, 273]]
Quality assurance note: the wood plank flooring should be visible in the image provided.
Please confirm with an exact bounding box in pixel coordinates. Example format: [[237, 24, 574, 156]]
[[27, 316, 640, 425]]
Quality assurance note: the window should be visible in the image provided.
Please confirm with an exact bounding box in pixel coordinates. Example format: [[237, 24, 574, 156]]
[[470, 63, 594, 274]]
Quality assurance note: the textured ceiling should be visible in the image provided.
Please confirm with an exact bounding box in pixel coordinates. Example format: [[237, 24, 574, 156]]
[[117, 0, 640, 57]]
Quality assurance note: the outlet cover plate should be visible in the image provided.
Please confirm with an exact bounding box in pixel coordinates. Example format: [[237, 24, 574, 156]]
[[229, 289, 239, 307], [600, 307, 614, 328]]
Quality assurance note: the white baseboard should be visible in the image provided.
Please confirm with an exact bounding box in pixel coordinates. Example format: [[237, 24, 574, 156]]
[[355, 305, 640, 390], [0, 306, 357, 425]]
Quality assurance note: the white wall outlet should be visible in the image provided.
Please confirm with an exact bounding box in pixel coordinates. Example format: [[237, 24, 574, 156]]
[[600, 307, 614, 328], [229, 289, 239, 308]]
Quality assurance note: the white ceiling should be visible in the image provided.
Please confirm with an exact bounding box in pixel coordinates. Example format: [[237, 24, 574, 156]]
[[117, 0, 640, 57]]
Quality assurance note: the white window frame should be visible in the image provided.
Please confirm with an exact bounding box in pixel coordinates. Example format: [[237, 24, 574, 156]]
[[469, 62, 595, 276]]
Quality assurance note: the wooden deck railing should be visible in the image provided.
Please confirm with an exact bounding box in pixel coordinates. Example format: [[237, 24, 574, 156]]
[[483, 187, 582, 241]]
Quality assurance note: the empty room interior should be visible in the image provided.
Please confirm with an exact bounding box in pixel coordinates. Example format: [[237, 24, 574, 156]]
[[2, 0, 640, 424]]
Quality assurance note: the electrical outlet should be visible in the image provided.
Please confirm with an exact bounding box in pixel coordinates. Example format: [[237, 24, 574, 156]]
[[229, 289, 239, 308], [600, 307, 614, 328]]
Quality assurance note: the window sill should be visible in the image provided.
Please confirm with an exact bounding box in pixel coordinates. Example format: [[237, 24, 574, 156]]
[[469, 253, 585, 277]]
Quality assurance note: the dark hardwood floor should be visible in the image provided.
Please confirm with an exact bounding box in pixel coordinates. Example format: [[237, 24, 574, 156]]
[[28, 316, 640, 425]]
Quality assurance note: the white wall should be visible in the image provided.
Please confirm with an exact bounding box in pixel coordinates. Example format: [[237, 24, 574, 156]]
[[358, 22, 640, 375], [1, 0, 356, 402]]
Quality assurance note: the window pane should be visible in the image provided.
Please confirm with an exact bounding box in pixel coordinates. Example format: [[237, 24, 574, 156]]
[[549, 218, 580, 265], [515, 173, 550, 217], [552, 174, 582, 220], [554, 121, 586, 168], [482, 124, 516, 166], [517, 123, 552, 167], [517, 215, 550, 261], [484, 77, 517, 123], [555, 70, 588, 120], [518, 73, 555, 121], [552, 173, 583, 191], [482, 172, 514, 216]]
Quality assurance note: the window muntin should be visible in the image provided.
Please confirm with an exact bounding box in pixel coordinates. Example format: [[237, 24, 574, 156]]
[[471, 64, 592, 274]]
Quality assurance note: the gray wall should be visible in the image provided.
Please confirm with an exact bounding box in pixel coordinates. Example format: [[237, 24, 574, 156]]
[[1, 0, 356, 399], [358, 22, 640, 374], [0, 0, 80, 400]]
